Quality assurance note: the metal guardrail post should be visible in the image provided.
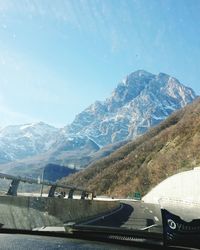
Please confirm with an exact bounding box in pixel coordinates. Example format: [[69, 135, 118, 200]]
[[91, 192, 95, 200], [68, 189, 74, 199], [0, 172, 94, 199], [81, 191, 86, 200], [7, 179, 20, 196], [48, 185, 57, 197]]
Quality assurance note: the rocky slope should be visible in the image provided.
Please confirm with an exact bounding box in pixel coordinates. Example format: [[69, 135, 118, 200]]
[[61, 98, 200, 198], [64, 70, 196, 146]]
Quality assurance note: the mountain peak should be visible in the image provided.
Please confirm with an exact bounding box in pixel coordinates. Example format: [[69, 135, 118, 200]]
[[158, 72, 170, 78], [122, 70, 154, 87], [128, 69, 154, 78], [108, 70, 155, 108], [65, 70, 196, 146]]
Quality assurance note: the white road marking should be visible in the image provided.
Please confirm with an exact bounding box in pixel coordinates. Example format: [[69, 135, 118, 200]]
[[81, 203, 124, 225], [141, 224, 158, 230], [154, 216, 159, 222]]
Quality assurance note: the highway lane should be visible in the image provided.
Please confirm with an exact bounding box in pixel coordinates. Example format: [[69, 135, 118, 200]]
[[17, 193, 164, 233], [81, 201, 163, 233], [18, 194, 163, 233]]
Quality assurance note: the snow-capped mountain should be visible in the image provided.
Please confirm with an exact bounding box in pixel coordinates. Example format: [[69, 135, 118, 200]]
[[0, 70, 197, 169], [64, 70, 196, 146], [0, 122, 59, 163]]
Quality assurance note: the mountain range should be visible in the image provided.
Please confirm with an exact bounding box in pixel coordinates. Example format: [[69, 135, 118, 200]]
[[61, 98, 200, 197], [0, 70, 197, 177], [0, 122, 59, 164]]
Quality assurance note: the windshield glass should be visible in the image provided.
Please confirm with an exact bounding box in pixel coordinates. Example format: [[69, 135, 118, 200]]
[[0, 0, 200, 249]]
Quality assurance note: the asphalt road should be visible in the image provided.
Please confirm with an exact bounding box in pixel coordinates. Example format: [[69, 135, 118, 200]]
[[82, 201, 163, 233]]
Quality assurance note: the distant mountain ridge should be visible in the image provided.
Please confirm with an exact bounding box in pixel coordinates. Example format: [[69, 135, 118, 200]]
[[0, 122, 59, 164], [0, 70, 197, 173]]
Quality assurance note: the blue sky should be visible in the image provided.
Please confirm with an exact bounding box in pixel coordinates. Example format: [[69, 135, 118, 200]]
[[0, 0, 200, 127]]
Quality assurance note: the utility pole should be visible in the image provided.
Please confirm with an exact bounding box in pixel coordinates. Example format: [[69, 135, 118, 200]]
[[40, 168, 44, 197]]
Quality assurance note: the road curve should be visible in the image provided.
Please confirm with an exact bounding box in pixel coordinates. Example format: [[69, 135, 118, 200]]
[[81, 201, 163, 233]]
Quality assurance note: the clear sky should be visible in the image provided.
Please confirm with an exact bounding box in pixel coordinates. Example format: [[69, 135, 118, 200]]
[[0, 0, 200, 128]]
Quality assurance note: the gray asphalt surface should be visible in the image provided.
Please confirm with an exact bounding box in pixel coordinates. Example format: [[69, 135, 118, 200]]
[[82, 201, 163, 233]]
